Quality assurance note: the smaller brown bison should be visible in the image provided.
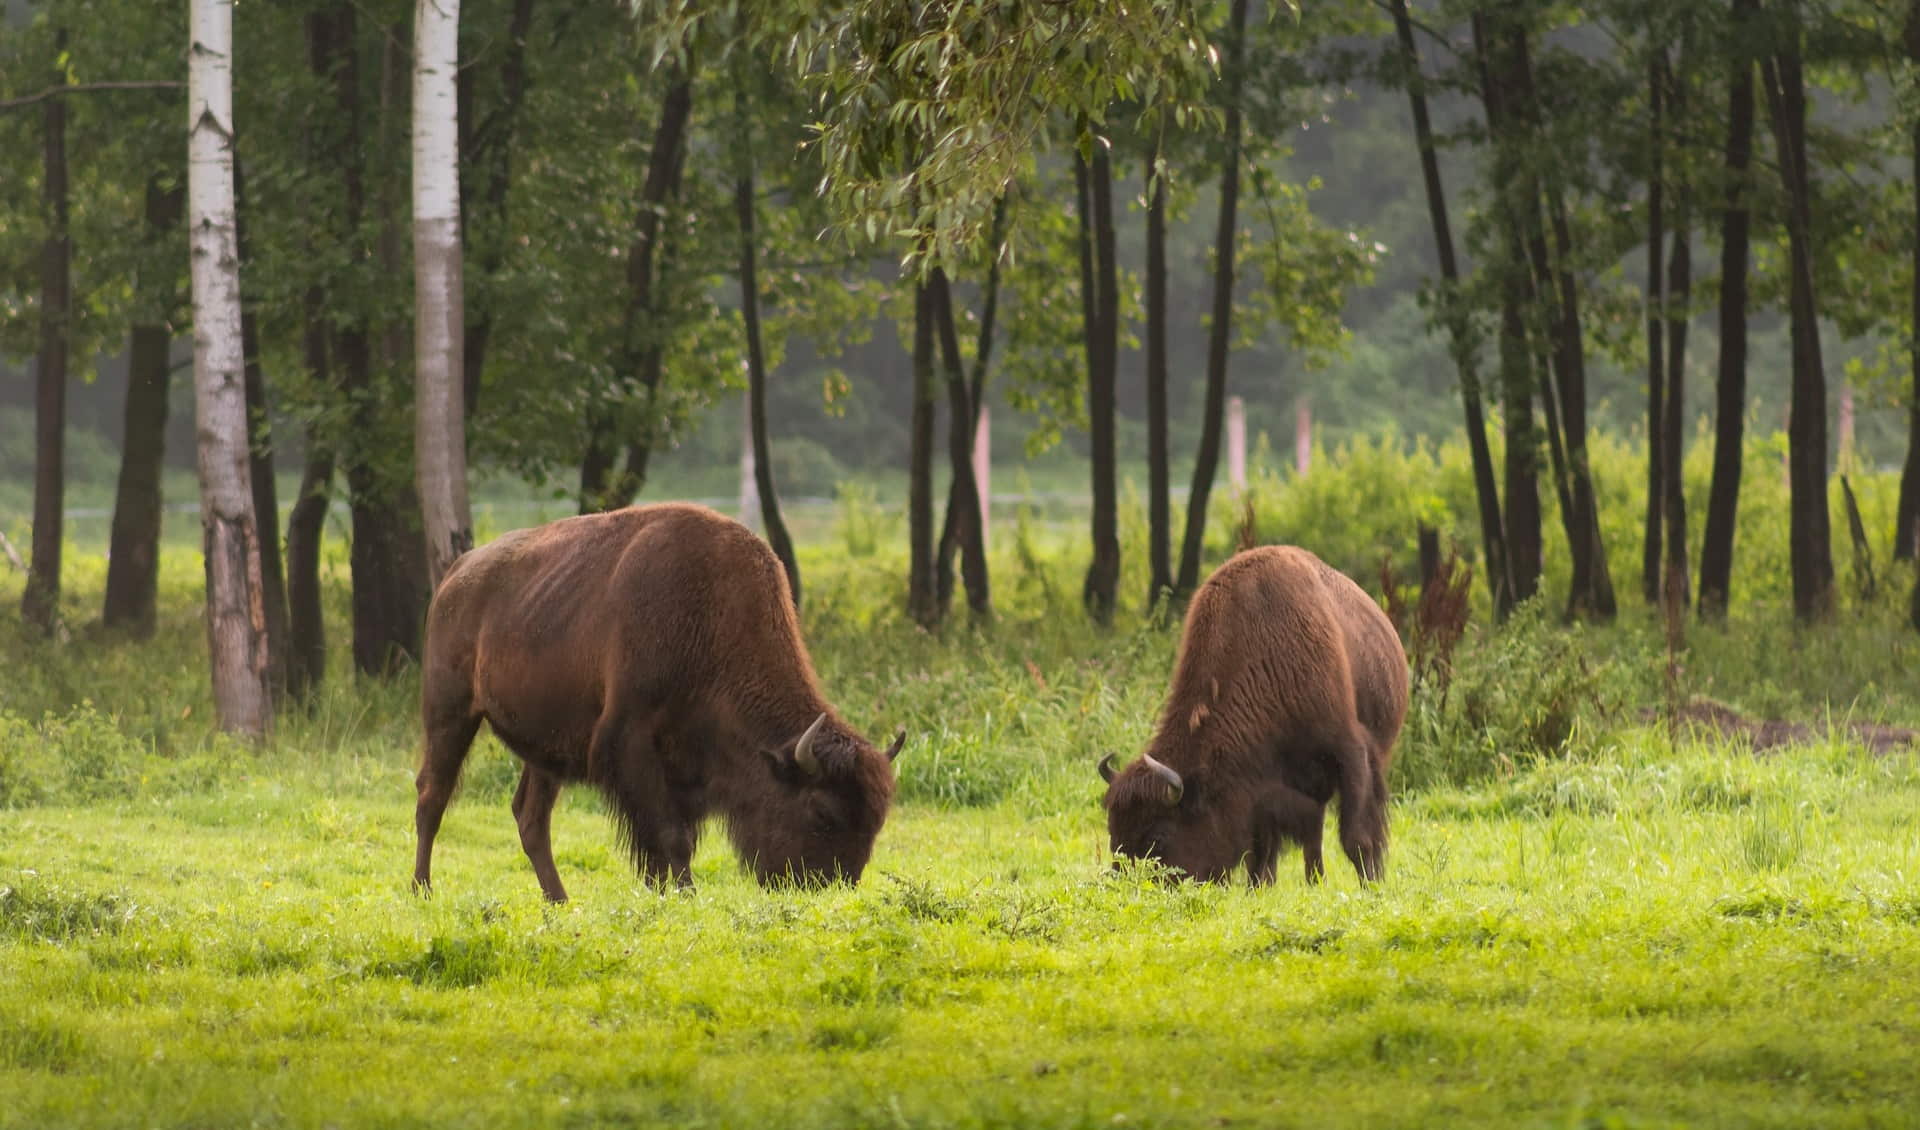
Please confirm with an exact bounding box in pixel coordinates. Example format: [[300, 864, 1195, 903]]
[[412, 503, 904, 901], [1100, 546, 1408, 885]]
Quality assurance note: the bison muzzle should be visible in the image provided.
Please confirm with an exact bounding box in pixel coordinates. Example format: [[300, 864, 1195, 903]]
[[412, 503, 904, 900], [1100, 545, 1408, 885]]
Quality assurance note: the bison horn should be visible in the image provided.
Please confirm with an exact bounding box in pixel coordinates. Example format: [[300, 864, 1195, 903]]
[[1142, 753, 1184, 806], [793, 712, 829, 777], [1097, 753, 1118, 784], [884, 729, 906, 762]]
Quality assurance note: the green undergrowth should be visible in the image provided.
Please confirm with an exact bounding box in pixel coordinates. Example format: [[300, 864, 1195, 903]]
[[2, 738, 1917, 1129]]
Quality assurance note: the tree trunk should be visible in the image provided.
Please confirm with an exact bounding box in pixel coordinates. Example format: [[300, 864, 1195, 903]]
[[734, 134, 799, 605], [1643, 51, 1667, 606], [930, 266, 990, 619], [284, 308, 333, 702], [459, 0, 535, 420], [1760, 27, 1834, 620], [344, 16, 429, 676], [1145, 125, 1173, 608], [1662, 58, 1693, 607], [1174, 0, 1249, 603], [936, 194, 1007, 608], [189, 0, 273, 736], [609, 70, 694, 507], [907, 278, 939, 628], [1390, 0, 1508, 616], [1507, 23, 1613, 620], [1698, 0, 1759, 616], [1083, 141, 1121, 625], [23, 33, 69, 639], [105, 179, 184, 637], [1897, 0, 1920, 563], [414, 0, 473, 591], [1473, 12, 1541, 604], [233, 160, 288, 695]]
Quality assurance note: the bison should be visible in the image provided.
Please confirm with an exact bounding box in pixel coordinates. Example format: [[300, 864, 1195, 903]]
[[412, 502, 904, 901], [1099, 545, 1408, 885]]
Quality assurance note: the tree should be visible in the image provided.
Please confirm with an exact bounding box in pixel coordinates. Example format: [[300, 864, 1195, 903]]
[[907, 275, 938, 628], [1144, 118, 1173, 608], [1659, 50, 1693, 608], [1080, 139, 1121, 624], [1386, 0, 1510, 617], [1698, 0, 1760, 617], [1642, 48, 1667, 607], [1760, 4, 1835, 620], [188, 0, 272, 736], [1175, 0, 1249, 605], [22, 29, 70, 639], [1896, 0, 1920, 564], [935, 194, 1007, 613], [104, 176, 184, 637], [415, 0, 473, 590], [930, 265, 990, 620]]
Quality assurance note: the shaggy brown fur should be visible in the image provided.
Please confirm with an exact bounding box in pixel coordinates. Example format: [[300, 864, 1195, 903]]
[[412, 503, 902, 901], [1102, 546, 1409, 885]]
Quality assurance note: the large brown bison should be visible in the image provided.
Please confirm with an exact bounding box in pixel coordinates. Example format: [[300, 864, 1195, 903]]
[[412, 503, 904, 901], [1100, 546, 1408, 885]]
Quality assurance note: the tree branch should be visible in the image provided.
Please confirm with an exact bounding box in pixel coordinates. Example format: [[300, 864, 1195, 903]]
[[0, 80, 184, 112]]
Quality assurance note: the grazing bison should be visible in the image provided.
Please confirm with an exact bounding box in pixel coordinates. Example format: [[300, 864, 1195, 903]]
[[1100, 546, 1408, 885], [412, 503, 903, 901]]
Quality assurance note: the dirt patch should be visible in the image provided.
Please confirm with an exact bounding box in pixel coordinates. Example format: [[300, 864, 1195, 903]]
[[1641, 699, 1919, 756]]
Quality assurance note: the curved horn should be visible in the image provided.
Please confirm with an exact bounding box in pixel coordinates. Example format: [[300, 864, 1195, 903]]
[[883, 729, 906, 762], [1141, 753, 1184, 806], [1097, 753, 1119, 784], [793, 712, 829, 777]]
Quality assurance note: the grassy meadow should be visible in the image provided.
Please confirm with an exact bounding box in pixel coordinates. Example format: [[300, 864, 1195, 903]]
[[4, 444, 1920, 1129]]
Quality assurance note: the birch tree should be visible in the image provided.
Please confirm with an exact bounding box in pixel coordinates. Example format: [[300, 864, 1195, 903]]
[[414, 0, 471, 590], [188, 0, 272, 737]]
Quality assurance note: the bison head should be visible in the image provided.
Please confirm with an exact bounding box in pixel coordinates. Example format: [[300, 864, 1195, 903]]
[[744, 713, 904, 887], [1099, 752, 1249, 883]]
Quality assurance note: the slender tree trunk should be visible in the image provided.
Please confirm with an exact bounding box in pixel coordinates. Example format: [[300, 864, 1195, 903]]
[[344, 17, 429, 676], [609, 70, 694, 507], [931, 267, 990, 619], [1643, 51, 1668, 605], [285, 311, 333, 702], [1761, 26, 1834, 620], [459, 0, 535, 420], [1083, 142, 1121, 624], [1896, 0, 1920, 563], [189, 0, 272, 736], [23, 34, 69, 638], [105, 180, 184, 637], [284, 7, 344, 698], [734, 126, 799, 605], [1174, 0, 1249, 603], [1698, 0, 1759, 616], [1144, 124, 1173, 607], [936, 194, 1007, 608], [414, 0, 472, 591], [1390, 0, 1508, 615], [1662, 56, 1693, 606], [232, 161, 288, 695], [907, 279, 938, 628], [1474, 12, 1541, 604], [1506, 23, 1613, 620]]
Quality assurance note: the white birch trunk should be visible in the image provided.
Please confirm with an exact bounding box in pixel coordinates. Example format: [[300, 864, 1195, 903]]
[[413, 0, 471, 590], [189, 0, 272, 737]]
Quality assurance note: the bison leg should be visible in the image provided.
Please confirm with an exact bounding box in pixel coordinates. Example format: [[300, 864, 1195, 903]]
[[1256, 784, 1326, 886], [414, 685, 483, 897], [598, 720, 698, 889], [1336, 732, 1387, 883], [512, 766, 569, 903]]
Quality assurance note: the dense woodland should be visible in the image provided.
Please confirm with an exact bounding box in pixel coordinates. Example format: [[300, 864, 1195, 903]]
[[4, 0, 1920, 737]]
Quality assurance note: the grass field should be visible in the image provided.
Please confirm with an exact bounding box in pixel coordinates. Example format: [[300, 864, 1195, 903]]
[[3, 515, 1920, 1128]]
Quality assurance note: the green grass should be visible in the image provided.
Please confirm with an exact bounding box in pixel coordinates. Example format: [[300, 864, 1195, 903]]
[[5, 455, 1920, 1127]]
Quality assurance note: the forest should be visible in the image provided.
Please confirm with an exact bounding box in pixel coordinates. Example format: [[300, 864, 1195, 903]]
[[2, 1, 1919, 1127]]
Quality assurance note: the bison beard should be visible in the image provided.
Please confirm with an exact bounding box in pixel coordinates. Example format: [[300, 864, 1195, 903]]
[[1100, 546, 1408, 885], [411, 503, 903, 901]]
